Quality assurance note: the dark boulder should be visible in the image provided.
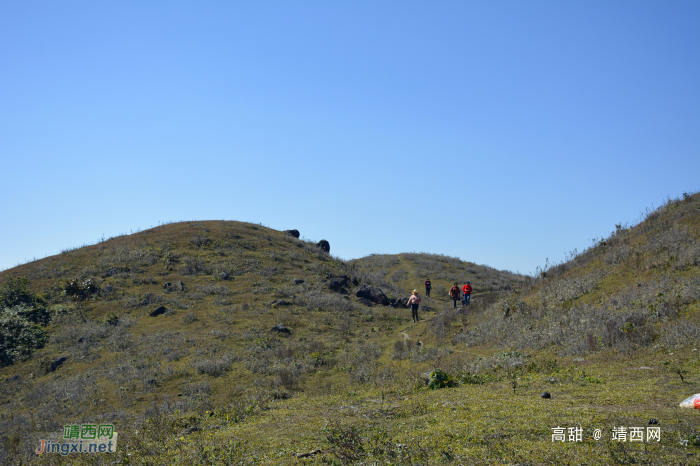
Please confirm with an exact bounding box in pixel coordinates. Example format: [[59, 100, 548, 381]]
[[219, 272, 229, 280], [541, 392, 551, 399], [163, 282, 172, 290], [149, 306, 167, 317], [352, 277, 359, 286], [271, 323, 291, 334], [357, 297, 374, 307], [6, 375, 20, 383], [393, 297, 409, 308], [316, 240, 330, 253], [293, 278, 305, 285], [327, 273, 348, 279], [284, 229, 300, 238], [356, 285, 390, 306], [271, 300, 291, 307], [104, 284, 114, 292], [328, 277, 349, 291], [48, 357, 67, 373], [178, 281, 185, 292], [648, 418, 659, 425]]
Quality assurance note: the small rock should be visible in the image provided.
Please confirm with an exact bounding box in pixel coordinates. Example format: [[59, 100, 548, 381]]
[[140, 293, 155, 306], [296, 449, 322, 458], [648, 418, 659, 425], [271, 323, 291, 334], [104, 284, 114, 292], [327, 273, 348, 279], [103, 267, 127, 278], [178, 281, 185, 292], [541, 392, 551, 399], [352, 277, 359, 286], [293, 278, 304, 285], [77, 336, 86, 343], [6, 375, 20, 383], [146, 379, 156, 385], [316, 239, 330, 253], [284, 229, 300, 238], [510, 362, 523, 368], [48, 357, 67, 373], [357, 297, 374, 307], [271, 300, 291, 307], [219, 272, 229, 280], [572, 358, 585, 363], [181, 427, 200, 436], [163, 282, 172, 289], [150, 306, 167, 317]]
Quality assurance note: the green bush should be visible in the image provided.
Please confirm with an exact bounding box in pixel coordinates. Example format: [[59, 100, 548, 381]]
[[63, 278, 99, 301], [428, 368, 456, 389], [0, 277, 49, 324], [0, 310, 48, 366], [103, 312, 120, 326]]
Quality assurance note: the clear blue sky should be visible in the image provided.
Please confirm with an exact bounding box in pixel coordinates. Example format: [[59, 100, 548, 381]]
[[1, 1, 699, 275]]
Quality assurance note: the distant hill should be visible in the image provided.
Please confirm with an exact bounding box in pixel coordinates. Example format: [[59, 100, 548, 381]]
[[350, 252, 525, 299]]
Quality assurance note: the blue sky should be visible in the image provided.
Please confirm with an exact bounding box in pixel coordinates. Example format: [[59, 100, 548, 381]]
[[1, 1, 698, 275]]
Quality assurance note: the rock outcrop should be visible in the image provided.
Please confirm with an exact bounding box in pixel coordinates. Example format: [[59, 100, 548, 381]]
[[356, 285, 389, 306], [316, 240, 330, 253]]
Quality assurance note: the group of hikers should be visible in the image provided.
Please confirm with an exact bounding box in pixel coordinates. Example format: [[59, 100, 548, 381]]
[[404, 278, 473, 322]]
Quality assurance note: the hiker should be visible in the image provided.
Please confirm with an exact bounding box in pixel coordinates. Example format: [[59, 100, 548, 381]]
[[449, 282, 460, 309], [425, 278, 431, 297], [462, 281, 473, 306], [406, 289, 422, 322]]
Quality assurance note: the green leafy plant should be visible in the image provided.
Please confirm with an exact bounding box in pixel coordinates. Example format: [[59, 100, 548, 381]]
[[0, 312, 47, 366], [428, 368, 455, 389], [63, 278, 99, 301]]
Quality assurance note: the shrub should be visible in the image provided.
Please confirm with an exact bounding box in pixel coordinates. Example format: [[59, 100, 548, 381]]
[[63, 278, 99, 301], [103, 312, 120, 326], [428, 368, 455, 389], [0, 277, 49, 325], [192, 353, 236, 376], [0, 311, 47, 366]]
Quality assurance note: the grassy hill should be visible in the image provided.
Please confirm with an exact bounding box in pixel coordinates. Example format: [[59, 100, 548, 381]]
[[1, 193, 699, 465]]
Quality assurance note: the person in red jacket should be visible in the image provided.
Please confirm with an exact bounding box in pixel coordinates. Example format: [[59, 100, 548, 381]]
[[462, 281, 472, 306]]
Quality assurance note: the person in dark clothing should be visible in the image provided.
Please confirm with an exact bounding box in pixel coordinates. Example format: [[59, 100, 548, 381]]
[[462, 281, 473, 306], [406, 290, 422, 322], [424, 278, 431, 297], [449, 282, 460, 309]]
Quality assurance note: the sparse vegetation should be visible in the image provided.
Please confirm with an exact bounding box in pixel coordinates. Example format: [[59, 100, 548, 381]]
[[0, 193, 698, 464]]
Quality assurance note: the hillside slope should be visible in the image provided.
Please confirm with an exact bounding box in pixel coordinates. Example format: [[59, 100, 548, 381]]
[[0, 220, 525, 464], [1, 193, 699, 465], [459, 192, 700, 355]]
